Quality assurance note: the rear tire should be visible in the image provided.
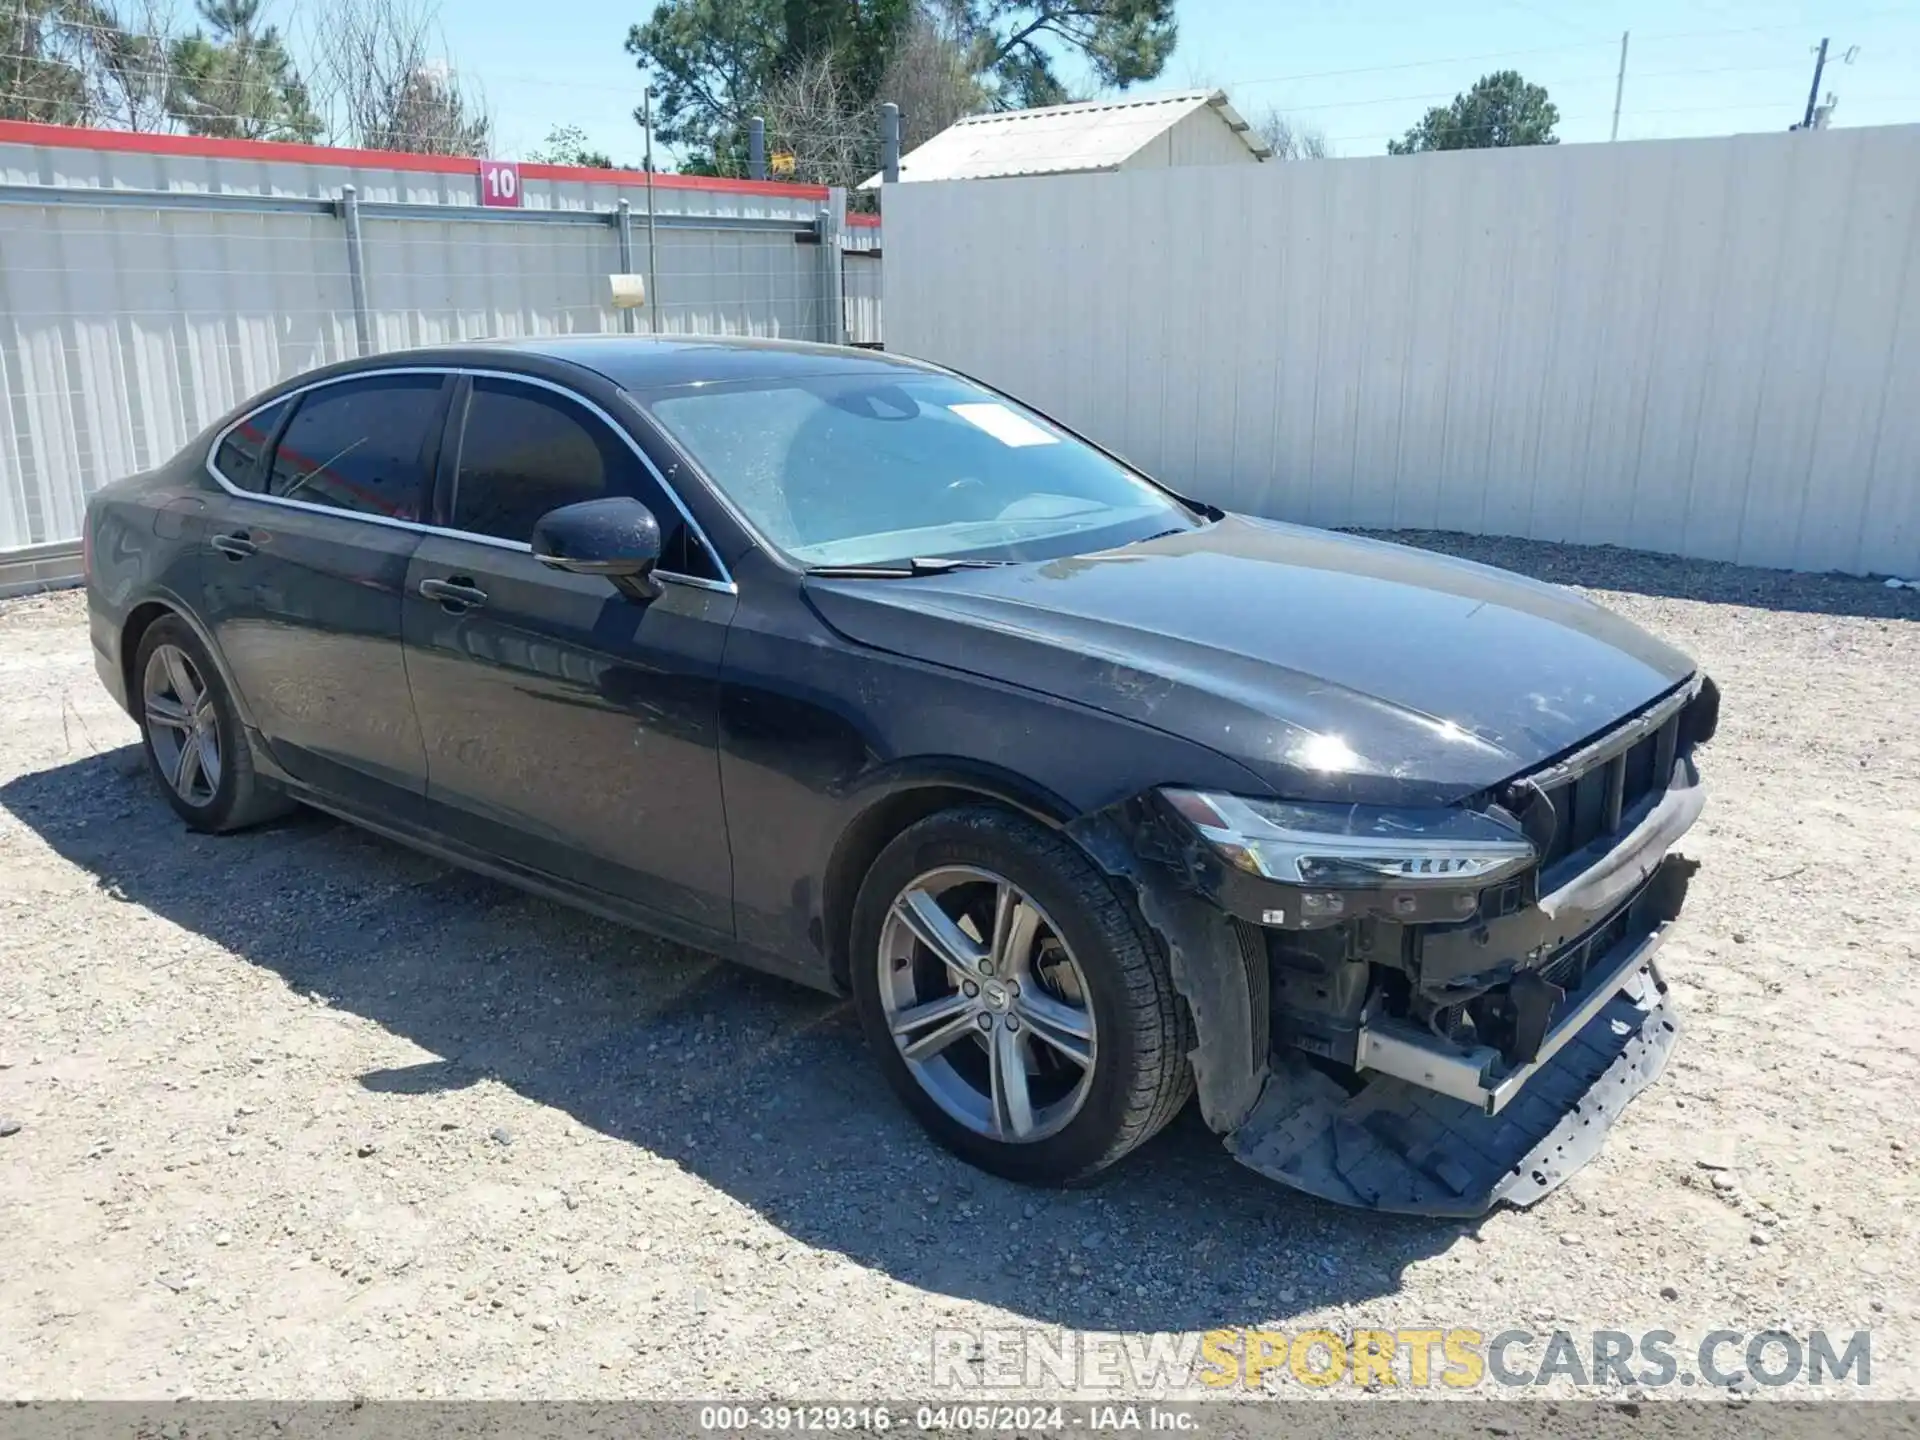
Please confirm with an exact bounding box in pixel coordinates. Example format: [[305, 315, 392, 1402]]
[[134, 615, 292, 834], [850, 806, 1192, 1184]]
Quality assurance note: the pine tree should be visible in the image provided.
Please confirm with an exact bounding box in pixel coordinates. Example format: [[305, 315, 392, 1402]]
[[167, 0, 321, 142]]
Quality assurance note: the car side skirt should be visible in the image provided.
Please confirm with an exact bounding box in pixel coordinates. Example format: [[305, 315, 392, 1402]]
[[265, 756, 838, 995]]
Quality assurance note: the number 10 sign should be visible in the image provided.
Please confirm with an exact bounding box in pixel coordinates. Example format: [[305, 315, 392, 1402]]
[[478, 160, 522, 208]]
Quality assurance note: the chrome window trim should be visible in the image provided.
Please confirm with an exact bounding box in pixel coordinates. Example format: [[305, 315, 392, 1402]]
[[203, 365, 454, 526], [202, 364, 738, 595]]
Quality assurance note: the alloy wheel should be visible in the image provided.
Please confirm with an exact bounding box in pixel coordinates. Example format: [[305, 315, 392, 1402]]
[[877, 865, 1098, 1143], [142, 643, 222, 808]]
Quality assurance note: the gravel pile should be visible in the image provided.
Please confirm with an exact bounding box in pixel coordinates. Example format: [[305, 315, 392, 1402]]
[[1, 535, 1916, 1402]]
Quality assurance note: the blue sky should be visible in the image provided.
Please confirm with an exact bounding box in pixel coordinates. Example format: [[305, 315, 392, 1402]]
[[338, 0, 1920, 163]]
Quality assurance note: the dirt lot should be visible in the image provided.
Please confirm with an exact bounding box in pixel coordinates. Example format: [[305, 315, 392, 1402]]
[[2, 537, 1917, 1403]]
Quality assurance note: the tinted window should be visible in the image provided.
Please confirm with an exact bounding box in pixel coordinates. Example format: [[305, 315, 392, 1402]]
[[451, 378, 716, 578], [264, 375, 442, 521], [212, 398, 290, 492]]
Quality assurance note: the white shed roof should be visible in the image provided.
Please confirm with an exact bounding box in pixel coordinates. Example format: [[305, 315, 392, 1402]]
[[865, 89, 1270, 187]]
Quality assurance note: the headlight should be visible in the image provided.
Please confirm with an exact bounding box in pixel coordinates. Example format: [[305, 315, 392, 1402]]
[[1160, 788, 1535, 889]]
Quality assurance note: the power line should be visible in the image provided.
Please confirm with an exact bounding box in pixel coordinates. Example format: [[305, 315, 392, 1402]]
[[3, 88, 1902, 160], [1215, 39, 1611, 91], [7, 9, 1918, 162], [1490, 0, 1615, 43], [1316, 92, 1916, 149], [23, 9, 1916, 103], [1226, 62, 1820, 119], [1211, 9, 1918, 93], [0, 51, 1824, 120]]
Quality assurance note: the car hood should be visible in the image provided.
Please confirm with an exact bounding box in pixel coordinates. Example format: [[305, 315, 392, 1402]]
[[802, 516, 1697, 805]]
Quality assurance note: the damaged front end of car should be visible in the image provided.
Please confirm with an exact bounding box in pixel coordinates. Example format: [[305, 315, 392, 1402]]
[[1070, 675, 1721, 1216]]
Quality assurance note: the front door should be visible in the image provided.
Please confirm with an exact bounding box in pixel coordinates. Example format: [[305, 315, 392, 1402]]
[[401, 374, 736, 934], [197, 371, 450, 810]]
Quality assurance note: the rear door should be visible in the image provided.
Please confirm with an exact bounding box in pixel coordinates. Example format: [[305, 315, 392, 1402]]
[[401, 372, 737, 934], [198, 371, 450, 810]]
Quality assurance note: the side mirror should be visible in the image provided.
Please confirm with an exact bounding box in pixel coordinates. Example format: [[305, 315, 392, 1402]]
[[531, 497, 663, 600]]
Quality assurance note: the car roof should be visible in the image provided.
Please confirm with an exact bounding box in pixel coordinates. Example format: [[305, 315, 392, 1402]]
[[321, 335, 936, 392]]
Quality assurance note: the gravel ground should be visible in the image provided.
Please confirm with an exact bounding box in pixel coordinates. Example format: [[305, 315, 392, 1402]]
[[1, 535, 1917, 1404]]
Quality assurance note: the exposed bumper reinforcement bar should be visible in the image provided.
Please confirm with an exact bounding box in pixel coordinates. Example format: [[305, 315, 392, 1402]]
[[1354, 924, 1665, 1115], [1226, 936, 1679, 1215]]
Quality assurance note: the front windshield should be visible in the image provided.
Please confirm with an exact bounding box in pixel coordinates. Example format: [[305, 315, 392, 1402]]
[[640, 371, 1200, 567]]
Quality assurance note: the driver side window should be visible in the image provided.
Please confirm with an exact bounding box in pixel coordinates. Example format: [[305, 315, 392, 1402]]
[[450, 377, 716, 578]]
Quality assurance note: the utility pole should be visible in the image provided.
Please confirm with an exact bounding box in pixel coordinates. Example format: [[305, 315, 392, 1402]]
[[1609, 31, 1630, 141], [1801, 37, 1830, 129], [642, 87, 659, 336], [880, 102, 901, 183]]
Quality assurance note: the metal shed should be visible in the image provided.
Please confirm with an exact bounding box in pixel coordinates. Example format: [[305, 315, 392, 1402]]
[[863, 89, 1269, 187]]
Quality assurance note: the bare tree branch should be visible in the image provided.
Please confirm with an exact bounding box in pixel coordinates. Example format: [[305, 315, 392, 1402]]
[[881, 4, 985, 152], [91, 0, 177, 131], [1253, 104, 1331, 160], [761, 47, 869, 188], [307, 0, 489, 155]]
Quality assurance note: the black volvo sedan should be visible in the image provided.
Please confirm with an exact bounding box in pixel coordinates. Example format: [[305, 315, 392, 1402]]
[[84, 336, 1717, 1214]]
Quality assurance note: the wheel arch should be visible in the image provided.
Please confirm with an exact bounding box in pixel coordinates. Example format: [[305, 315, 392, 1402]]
[[121, 598, 260, 730], [120, 600, 176, 706], [821, 764, 1078, 991]]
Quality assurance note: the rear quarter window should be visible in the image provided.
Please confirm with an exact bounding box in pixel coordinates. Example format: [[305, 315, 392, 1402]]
[[210, 398, 291, 492]]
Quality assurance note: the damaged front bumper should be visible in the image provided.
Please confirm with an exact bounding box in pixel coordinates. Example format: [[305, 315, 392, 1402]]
[[1071, 682, 1714, 1217], [1351, 913, 1668, 1117], [1228, 896, 1681, 1216]]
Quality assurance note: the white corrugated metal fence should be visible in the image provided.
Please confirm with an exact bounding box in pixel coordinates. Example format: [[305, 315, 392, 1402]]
[[0, 128, 882, 562], [884, 125, 1920, 576]]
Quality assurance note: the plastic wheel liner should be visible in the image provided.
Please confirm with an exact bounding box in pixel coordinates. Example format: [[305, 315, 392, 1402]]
[[1069, 812, 1686, 1217]]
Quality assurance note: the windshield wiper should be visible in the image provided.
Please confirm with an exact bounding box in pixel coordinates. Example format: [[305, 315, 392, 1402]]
[[803, 557, 1011, 578]]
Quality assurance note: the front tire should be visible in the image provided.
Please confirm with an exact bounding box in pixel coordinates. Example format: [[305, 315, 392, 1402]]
[[134, 615, 291, 834], [850, 806, 1193, 1184]]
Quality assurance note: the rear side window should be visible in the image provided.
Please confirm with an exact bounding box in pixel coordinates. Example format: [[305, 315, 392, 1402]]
[[451, 377, 719, 578], [211, 398, 290, 492], [264, 375, 443, 521]]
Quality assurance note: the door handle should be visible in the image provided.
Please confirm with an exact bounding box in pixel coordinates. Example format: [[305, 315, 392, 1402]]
[[210, 531, 256, 560], [419, 576, 488, 611]]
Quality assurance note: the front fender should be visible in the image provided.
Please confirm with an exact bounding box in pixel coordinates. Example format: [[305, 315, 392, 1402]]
[[1068, 806, 1270, 1134]]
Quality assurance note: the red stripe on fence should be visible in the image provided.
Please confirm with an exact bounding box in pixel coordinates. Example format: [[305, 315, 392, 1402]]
[[0, 121, 845, 203]]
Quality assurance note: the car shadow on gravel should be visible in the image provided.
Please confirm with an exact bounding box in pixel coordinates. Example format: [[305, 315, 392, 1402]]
[[1362, 528, 1920, 619], [4, 748, 1473, 1333]]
